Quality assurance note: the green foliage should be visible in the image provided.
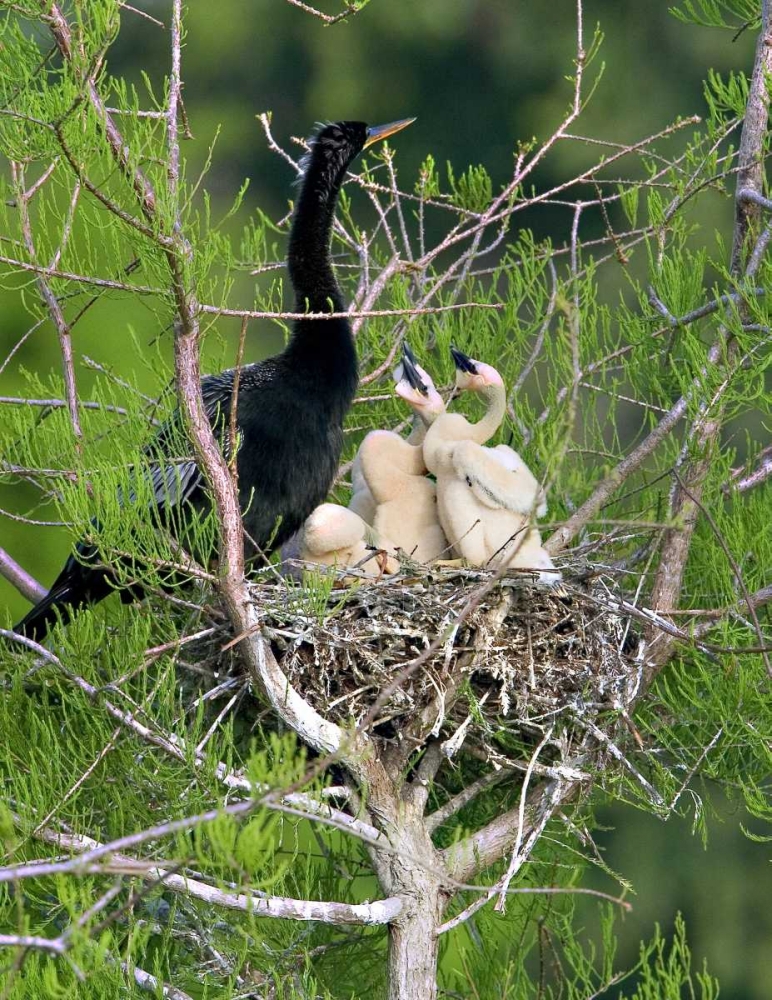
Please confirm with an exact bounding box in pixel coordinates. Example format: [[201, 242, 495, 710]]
[[626, 915, 719, 1000], [446, 161, 493, 213], [444, 896, 720, 998], [0, 1, 769, 997], [670, 0, 760, 30]]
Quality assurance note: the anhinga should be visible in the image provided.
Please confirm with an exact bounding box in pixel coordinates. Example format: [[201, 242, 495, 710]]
[[422, 347, 561, 586], [15, 117, 415, 639]]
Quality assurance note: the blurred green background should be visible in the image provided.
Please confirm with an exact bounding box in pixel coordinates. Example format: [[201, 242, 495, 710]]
[[0, 1, 768, 994]]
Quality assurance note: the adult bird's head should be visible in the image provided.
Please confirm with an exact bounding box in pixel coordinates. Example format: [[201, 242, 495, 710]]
[[299, 118, 415, 198], [451, 345, 504, 393], [288, 117, 415, 318]]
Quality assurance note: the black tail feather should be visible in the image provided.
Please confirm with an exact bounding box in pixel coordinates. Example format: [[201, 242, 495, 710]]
[[13, 557, 115, 642]]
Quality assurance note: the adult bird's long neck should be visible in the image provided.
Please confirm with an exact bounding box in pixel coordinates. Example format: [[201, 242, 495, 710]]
[[284, 144, 357, 408], [287, 143, 357, 376], [283, 118, 414, 406], [287, 167, 346, 313]]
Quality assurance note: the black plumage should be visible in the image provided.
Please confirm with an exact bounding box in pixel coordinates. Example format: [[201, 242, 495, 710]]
[[15, 117, 414, 639]]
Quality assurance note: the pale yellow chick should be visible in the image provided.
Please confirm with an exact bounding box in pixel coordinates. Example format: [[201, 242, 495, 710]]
[[422, 347, 561, 588], [297, 503, 399, 579], [358, 343, 449, 563]]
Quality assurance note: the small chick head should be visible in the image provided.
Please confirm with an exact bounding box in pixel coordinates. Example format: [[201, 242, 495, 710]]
[[394, 342, 444, 419], [451, 346, 504, 393], [394, 367, 444, 418]]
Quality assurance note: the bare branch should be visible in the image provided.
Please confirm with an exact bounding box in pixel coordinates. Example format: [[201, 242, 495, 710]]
[[545, 394, 688, 555], [0, 934, 67, 956], [11, 162, 82, 443], [648, 285, 768, 329], [436, 880, 629, 937], [0, 253, 162, 294], [16, 819, 402, 926], [442, 778, 579, 884], [0, 546, 46, 603], [200, 301, 505, 323], [725, 448, 772, 493], [0, 396, 131, 416], [731, 12, 772, 273], [117, 2, 166, 29], [123, 964, 193, 1000], [284, 0, 363, 25], [168, 0, 183, 209], [426, 769, 511, 833], [577, 719, 664, 808], [692, 583, 772, 640], [494, 726, 555, 911]]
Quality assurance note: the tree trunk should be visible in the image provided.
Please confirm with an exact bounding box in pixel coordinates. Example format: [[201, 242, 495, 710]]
[[386, 861, 445, 999], [362, 744, 450, 997], [377, 806, 448, 1000]]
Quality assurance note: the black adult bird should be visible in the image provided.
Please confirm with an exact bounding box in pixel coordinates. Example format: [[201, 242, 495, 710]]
[[15, 117, 415, 640]]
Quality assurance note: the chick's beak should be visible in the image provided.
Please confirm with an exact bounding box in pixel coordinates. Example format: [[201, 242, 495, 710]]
[[450, 345, 478, 375], [402, 340, 419, 367], [400, 343, 428, 394], [364, 117, 416, 148]]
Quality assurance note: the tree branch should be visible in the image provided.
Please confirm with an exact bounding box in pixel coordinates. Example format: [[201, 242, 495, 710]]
[[649, 2, 772, 613], [44, 2, 158, 219], [0, 546, 46, 603], [671, 469, 771, 677], [426, 769, 511, 833], [442, 778, 580, 884], [285, 0, 363, 26], [545, 393, 687, 555], [123, 963, 193, 1000], [728, 444, 772, 494], [11, 161, 82, 443], [19, 819, 402, 926]]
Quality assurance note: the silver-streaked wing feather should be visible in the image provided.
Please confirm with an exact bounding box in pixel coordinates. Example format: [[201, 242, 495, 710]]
[[132, 370, 238, 509]]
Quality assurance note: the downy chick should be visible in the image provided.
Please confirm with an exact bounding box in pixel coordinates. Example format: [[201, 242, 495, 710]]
[[359, 343, 448, 562], [296, 503, 399, 579], [348, 343, 438, 524], [422, 347, 560, 587]]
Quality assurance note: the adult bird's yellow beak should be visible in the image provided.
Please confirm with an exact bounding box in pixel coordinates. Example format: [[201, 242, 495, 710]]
[[363, 117, 416, 148]]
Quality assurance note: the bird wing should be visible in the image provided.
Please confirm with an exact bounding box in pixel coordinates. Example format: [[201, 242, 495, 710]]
[[450, 440, 541, 515], [127, 369, 238, 512], [488, 444, 547, 516]]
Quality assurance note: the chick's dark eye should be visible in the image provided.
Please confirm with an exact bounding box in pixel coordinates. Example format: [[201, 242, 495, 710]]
[[466, 476, 472, 487]]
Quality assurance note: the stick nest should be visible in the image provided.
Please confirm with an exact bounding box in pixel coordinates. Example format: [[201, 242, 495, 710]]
[[249, 568, 638, 748]]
